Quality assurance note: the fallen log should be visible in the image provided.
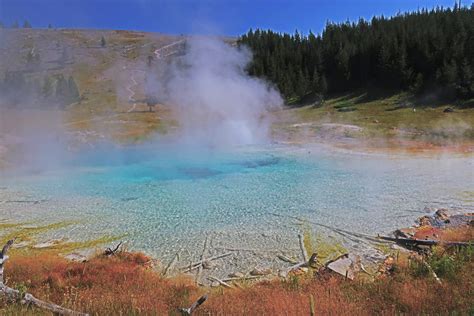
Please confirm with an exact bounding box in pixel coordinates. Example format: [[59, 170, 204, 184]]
[[377, 235, 471, 247], [0, 239, 88, 315]]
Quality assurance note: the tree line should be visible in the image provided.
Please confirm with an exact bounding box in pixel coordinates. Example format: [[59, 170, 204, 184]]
[[0, 20, 55, 29], [0, 72, 80, 108], [238, 4, 474, 102]]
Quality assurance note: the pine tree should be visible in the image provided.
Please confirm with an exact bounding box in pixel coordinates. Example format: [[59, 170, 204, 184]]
[[23, 20, 32, 28], [101, 36, 106, 48], [320, 75, 328, 95], [410, 73, 424, 94], [12, 20, 19, 28], [311, 68, 320, 93], [458, 59, 473, 97], [42, 76, 54, 98]]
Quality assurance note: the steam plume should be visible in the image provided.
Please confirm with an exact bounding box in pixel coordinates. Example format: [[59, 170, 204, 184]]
[[156, 37, 283, 147]]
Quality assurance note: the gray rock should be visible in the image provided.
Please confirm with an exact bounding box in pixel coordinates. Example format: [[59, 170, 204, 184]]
[[64, 253, 88, 262]]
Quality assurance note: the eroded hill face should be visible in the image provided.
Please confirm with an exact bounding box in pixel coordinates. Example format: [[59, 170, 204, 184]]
[[0, 29, 187, 165]]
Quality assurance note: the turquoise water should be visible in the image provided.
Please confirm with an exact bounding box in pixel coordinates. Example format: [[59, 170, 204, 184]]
[[0, 144, 472, 262]]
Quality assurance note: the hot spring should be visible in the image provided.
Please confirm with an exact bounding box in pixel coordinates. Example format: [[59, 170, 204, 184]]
[[0, 143, 472, 265]]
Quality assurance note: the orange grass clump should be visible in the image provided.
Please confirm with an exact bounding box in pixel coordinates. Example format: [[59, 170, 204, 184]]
[[439, 225, 474, 242], [2, 251, 200, 315]]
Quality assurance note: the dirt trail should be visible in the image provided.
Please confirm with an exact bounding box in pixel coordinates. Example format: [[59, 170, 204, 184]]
[[126, 70, 145, 113], [153, 39, 185, 59]]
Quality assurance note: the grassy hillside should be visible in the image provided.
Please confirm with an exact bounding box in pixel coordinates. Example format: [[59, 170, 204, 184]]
[[1, 28, 473, 152], [274, 91, 474, 150], [0, 29, 181, 145]]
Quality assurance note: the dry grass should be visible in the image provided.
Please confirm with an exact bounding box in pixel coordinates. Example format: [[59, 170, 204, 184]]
[[1, 226, 472, 315], [440, 225, 474, 242], [2, 251, 199, 315]]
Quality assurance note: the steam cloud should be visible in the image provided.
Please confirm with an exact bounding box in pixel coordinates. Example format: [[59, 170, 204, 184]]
[[155, 37, 283, 147]]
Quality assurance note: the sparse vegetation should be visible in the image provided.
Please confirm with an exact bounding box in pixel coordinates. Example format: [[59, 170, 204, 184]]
[[0, 225, 471, 315]]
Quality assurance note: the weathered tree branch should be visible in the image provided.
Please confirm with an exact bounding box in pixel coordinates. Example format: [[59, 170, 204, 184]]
[[208, 276, 233, 289], [104, 242, 123, 256], [196, 236, 209, 284], [178, 294, 208, 315], [284, 252, 318, 277]]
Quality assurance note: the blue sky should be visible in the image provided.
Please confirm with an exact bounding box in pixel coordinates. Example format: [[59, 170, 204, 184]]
[[0, 0, 467, 35]]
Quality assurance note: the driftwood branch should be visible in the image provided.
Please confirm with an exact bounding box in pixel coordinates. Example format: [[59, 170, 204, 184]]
[[104, 242, 122, 256], [178, 294, 208, 315], [284, 252, 318, 277], [163, 252, 179, 277], [196, 236, 209, 284], [298, 234, 309, 262], [277, 254, 298, 264], [422, 260, 442, 284], [0, 239, 89, 315], [180, 252, 233, 272], [220, 275, 263, 282], [208, 276, 233, 289]]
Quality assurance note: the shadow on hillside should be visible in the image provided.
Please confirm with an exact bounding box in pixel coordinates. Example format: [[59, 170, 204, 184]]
[[285, 88, 473, 110], [352, 88, 397, 104], [286, 93, 325, 108]]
